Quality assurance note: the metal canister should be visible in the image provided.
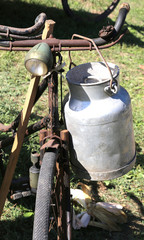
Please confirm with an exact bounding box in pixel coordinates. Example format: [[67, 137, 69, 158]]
[[64, 62, 136, 181]]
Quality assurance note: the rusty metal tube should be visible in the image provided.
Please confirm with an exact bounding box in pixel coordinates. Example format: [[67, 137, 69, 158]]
[[0, 116, 50, 149], [0, 30, 127, 51]]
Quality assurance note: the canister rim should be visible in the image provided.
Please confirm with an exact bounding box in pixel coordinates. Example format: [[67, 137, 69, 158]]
[[66, 62, 119, 86]]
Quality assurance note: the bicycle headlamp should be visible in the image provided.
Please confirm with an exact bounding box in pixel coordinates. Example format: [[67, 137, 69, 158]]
[[24, 43, 53, 76]]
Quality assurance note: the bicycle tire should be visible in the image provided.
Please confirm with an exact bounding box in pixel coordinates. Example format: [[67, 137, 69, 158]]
[[33, 150, 58, 240], [33, 150, 71, 240], [61, 0, 120, 22]]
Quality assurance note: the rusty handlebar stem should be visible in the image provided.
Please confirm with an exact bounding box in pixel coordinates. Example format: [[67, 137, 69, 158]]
[[0, 3, 130, 51]]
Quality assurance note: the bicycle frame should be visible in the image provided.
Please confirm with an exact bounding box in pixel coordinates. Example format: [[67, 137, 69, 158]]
[[35, 52, 72, 239]]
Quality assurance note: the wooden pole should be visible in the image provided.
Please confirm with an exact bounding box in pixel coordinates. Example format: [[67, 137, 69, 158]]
[[42, 19, 55, 39]]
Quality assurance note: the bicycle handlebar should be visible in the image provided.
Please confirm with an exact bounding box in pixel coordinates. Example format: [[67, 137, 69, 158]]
[[94, 3, 130, 46], [0, 13, 46, 39], [0, 3, 130, 51]]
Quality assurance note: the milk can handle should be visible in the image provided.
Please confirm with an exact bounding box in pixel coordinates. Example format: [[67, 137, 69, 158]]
[[69, 34, 117, 95]]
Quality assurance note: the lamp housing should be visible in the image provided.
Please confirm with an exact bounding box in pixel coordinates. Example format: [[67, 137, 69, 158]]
[[25, 43, 53, 76]]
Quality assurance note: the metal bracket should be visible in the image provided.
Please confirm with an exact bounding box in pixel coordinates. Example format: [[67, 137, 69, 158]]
[[40, 135, 62, 151]]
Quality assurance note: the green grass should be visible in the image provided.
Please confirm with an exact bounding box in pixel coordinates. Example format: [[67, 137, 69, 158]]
[[0, 0, 144, 239]]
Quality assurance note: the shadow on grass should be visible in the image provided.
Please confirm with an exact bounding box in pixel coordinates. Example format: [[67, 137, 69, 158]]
[[0, 0, 143, 47], [0, 215, 33, 240], [135, 142, 144, 169], [127, 192, 144, 217], [0, 193, 143, 240]]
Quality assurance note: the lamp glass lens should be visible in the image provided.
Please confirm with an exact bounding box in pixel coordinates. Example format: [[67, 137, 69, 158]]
[[25, 59, 48, 76]]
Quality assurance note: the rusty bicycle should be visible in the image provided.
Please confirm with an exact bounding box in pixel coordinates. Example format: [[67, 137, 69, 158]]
[[0, 3, 135, 240]]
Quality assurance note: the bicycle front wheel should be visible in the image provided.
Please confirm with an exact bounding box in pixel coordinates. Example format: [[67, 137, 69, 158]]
[[62, 0, 120, 22], [33, 151, 57, 240], [33, 149, 71, 240]]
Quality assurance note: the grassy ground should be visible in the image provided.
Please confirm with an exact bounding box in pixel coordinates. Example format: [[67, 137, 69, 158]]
[[0, 0, 144, 239]]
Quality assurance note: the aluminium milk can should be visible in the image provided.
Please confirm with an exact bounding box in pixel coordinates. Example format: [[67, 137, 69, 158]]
[[64, 62, 136, 181]]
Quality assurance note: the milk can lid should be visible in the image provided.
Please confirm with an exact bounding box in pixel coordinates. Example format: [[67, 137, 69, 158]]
[[66, 62, 119, 85]]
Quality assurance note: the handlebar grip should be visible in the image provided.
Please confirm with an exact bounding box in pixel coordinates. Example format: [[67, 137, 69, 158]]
[[94, 3, 130, 46], [114, 3, 130, 34], [0, 13, 47, 36]]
